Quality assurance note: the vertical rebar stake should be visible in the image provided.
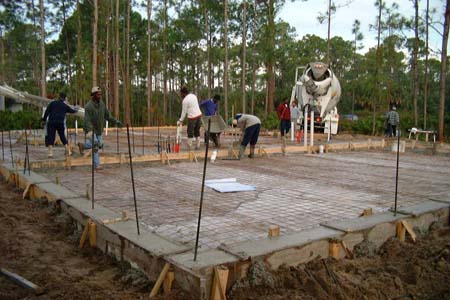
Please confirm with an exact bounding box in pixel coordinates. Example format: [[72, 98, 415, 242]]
[[91, 132, 95, 210], [394, 128, 401, 216], [132, 126, 135, 153], [2, 130, 4, 160], [24, 130, 30, 175], [9, 130, 14, 168], [126, 124, 140, 235], [116, 124, 119, 155], [142, 126, 145, 155], [194, 119, 211, 261]]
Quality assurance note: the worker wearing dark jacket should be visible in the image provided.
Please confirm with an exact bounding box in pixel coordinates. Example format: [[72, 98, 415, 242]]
[[78, 86, 121, 170], [277, 97, 291, 137], [42, 92, 77, 157]]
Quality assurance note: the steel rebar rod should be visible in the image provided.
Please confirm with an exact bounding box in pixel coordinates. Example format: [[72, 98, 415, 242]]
[[142, 127, 145, 155], [91, 132, 95, 210], [9, 130, 14, 168], [23, 130, 30, 175], [394, 128, 401, 216], [116, 125, 119, 155], [126, 124, 140, 235], [194, 119, 211, 261], [2, 130, 4, 160], [131, 126, 135, 153]]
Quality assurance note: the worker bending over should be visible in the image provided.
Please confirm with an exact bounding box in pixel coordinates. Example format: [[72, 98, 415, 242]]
[[233, 113, 261, 159]]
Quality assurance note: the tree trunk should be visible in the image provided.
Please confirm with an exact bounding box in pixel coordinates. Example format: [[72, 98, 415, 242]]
[[106, 4, 110, 111], [266, 0, 275, 114], [0, 28, 4, 83], [147, 0, 152, 126], [326, 0, 331, 65], [113, 0, 119, 119], [61, 0, 72, 90], [224, 0, 229, 120], [372, 0, 382, 135], [124, 0, 131, 125], [76, 0, 82, 106], [203, 1, 211, 98], [39, 0, 47, 97], [423, 0, 429, 129], [412, 0, 419, 127], [438, 0, 450, 142], [92, 0, 98, 87], [251, 0, 256, 115], [242, 0, 247, 113], [163, 0, 168, 124]]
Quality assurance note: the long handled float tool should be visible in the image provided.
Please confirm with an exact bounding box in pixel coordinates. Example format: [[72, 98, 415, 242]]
[[174, 123, 181, 153]]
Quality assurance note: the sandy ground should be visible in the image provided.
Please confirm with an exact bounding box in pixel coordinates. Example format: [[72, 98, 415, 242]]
[[0, 177, 192, 300], [0, 175, 449, 300]]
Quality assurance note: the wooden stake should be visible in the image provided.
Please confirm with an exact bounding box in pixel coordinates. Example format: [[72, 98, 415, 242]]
[[211, 266, 229, 300], [79, 219, 90, 248], [329, 241, 340, 259], [22, 183, 34, 199], [340, 240, 353, 259], [401, 220, 416, 242], [88, 221, 96, 247], [360, 208, 373, 217], [163, 271, 175, 294], [150, 263, 170, 299], [396, 221, 406, 242], [268, 225, 280, 237]]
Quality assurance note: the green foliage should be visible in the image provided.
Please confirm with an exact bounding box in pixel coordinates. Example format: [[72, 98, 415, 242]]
[[0, 110, 42, 130], [261, 112, 279, 130]]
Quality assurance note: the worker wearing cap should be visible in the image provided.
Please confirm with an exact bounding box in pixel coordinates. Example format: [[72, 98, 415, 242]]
[[78, 86, 122, 170], [386, 106, 400, 137], [42, 92, 78, 158], [233, 113, 261, 159], [177, 86, 202, 150], [200, 94, 221, 147]]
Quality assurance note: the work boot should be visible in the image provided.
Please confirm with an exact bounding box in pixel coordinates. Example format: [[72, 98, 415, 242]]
[[77, 142, 84, 155], [248, 145, 255, 158], [195, 137, 201, 150], [239, 145, 246, 159], [47, 146, 53, 158], [65, 144, 72, 156], [187, 138, 194, 151]]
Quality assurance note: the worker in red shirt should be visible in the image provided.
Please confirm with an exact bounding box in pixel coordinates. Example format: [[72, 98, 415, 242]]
[[277, 97, 291, 137]]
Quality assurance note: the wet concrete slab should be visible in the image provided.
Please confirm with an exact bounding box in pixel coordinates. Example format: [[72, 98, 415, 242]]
[[30, 150, 450, 250]]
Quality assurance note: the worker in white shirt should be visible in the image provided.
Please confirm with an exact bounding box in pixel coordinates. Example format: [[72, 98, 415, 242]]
[[177, 87, 203, 150]]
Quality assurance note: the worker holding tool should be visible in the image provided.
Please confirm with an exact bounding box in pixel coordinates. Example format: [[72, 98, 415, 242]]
[[42, 92, 78, 158], [177, 86, 202, 150], [200, 94, 221, 147], [233, 113, 261, 159], [78, 86, 122, 170]]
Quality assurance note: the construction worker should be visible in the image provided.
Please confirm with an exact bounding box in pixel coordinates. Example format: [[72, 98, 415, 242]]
[[78, 86, 122, 170], [42, 92, 78, 158], [200, 94, 221, 147], [277, 97, 291, 137], [177, 87, 202, 150], [386, 106, 400, 137], [233, 113, 261, 159]]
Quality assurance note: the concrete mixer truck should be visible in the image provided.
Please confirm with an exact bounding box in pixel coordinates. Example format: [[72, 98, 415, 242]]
[[290, 62, 341, 143]]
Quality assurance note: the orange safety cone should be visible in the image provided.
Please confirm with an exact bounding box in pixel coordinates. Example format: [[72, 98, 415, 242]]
[[296, 130, 303, 143]]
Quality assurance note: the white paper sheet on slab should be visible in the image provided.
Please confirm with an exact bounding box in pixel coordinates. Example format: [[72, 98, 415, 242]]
[[205, 178, 256, 193]]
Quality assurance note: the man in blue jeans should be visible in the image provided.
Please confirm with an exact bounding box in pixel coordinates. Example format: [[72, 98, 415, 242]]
[[233, 113, 261, 159], [78, 86, 122, 170]]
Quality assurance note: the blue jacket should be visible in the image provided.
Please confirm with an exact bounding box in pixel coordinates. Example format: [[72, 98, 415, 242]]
[[199, 99, 218, 116], [43, 99, 77, 124]]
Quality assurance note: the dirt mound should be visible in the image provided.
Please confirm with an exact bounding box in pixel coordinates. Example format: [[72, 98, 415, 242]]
[[229, 225, 450, 300]]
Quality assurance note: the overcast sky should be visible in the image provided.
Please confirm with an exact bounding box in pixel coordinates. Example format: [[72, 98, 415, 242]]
[[279, 0, 446, 57]]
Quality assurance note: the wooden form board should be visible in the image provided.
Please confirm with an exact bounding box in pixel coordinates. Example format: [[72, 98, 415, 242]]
[[20, 139, 387, 170]]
